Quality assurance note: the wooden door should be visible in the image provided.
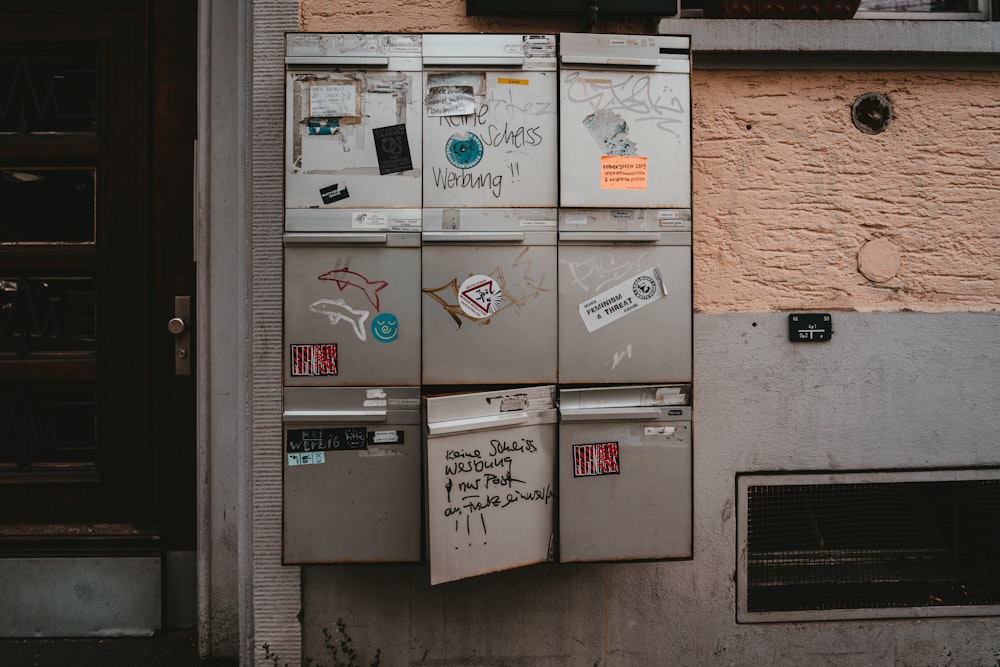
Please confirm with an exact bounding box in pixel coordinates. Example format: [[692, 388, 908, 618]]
[[0, 0, 196, 557]]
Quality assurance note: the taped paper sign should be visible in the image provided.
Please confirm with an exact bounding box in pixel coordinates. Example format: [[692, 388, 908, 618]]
[[601, 155, 648, 190], [426, 85, 475, 117], [578, 267, 665, 333], [309, 82, 360, 118], [458, 274, 503, 319]]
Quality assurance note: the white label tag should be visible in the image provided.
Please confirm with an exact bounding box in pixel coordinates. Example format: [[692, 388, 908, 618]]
[[352, 211, 388, 229], [578, 267, 665, 333]]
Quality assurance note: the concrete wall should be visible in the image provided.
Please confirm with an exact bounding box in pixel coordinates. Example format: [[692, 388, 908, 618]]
[[238, 1, 1000, 663]]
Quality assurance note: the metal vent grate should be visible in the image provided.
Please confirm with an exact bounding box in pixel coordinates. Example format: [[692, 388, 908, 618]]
[[738, 471, 1000, 622]]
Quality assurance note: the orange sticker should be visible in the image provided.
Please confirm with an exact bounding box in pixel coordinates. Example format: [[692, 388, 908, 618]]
[[600, 155, 648, 190]]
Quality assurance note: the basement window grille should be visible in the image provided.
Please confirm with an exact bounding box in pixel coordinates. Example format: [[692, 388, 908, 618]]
[[737, 470, 1000, 622]]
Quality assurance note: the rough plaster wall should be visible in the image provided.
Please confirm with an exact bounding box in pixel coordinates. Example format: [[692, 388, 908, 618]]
[[251, 1, 301, 665], [303, 313, 1000, 666], [693, 70, 1000, 314]]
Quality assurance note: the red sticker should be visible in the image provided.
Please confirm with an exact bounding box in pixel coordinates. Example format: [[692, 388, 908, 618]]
[[573, 441, 620, 477], [290, 343, 338, 377]]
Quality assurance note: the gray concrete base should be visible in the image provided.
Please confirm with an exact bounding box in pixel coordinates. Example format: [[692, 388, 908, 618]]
[[0, 557, 161, 637]]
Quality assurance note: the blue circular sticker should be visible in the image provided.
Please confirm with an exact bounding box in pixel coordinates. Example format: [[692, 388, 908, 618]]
[[371, 313, 399, 343], [445, 132, 484, 170]]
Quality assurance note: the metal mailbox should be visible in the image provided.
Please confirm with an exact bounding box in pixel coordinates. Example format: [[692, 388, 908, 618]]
[[425, 385, 557, 584], [558, 33, 691, 209], [283, 386, 423, 563], [422, 33, 558, 209], [421, 207, 557, 385], [558, 384, 691, 562], [283, 218, 421, 387], [557, 208, 691, 384], [285, 33, 423, 215]]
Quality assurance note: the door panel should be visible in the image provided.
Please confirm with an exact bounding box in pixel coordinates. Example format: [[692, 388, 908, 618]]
[[0, 1, 195, 554]]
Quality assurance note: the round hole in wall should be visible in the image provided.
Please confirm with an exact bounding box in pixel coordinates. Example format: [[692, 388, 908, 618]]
[[745, 124, 752, 130], [852, 93, 892, 135]]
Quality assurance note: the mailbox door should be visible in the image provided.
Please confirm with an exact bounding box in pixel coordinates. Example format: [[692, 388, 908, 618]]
[[558, 234, 691, 384], [558, 33, 691, 209], [282, 387, 423, 563], [285, 34, 423, 210], [422, 34, 558, 208], [284, 234, 420, 387], [558, 412, 692, 562], [425, 386, 557, 585], [422, 216, 557, 385]]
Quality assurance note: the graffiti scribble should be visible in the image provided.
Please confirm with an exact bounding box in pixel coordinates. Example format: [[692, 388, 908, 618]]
[[318, 267, 388, 311], [310, 298, 370, 341], [422, 248, 550, 328]]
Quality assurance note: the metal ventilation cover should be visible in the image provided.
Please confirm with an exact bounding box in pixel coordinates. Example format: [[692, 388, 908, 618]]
[[737, 470, 1000, 622]]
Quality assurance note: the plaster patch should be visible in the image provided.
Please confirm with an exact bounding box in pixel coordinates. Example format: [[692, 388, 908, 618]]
[[858, 238, 901, 283]]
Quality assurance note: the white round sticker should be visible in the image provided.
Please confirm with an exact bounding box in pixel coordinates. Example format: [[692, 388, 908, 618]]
[[457, 274, 503, 319]]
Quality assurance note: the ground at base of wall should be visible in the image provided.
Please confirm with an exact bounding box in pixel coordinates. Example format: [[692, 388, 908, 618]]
[[0, 630, 237, 667]]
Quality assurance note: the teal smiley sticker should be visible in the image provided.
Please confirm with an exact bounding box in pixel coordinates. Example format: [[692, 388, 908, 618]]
[[371, 313, 399, 343]]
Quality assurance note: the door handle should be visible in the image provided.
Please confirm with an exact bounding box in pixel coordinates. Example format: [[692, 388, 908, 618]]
[[168, 296, 192, 376]]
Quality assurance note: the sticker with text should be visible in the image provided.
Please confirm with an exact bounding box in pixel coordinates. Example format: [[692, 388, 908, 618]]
[[600, 155, 648, 190], [320, 183, 350, 204], [373, 124, 413, 175], [287, 427, 369, 453], [458, 274, 503, 319], [290, 343, 337, 377], [351, 211, 388, 230], [573, 441, 620, 477], [578, 267, 665, 333]]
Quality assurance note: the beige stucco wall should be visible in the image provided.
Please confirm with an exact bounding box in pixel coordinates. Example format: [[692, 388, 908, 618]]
[[694, 70, 1000, 314]]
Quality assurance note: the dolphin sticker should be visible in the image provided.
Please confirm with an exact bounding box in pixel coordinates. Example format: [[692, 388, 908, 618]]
[[317, 268, 388, 311], [310, 298, 370, 341]]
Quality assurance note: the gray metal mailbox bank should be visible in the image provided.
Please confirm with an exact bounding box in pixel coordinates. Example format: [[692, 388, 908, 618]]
[[282, 32, 694, 580]]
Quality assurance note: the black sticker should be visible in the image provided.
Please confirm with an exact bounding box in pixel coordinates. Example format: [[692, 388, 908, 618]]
[[320, 183, 350, 204], [372, 124, 413, 175], [286, 427, 368, 453]]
